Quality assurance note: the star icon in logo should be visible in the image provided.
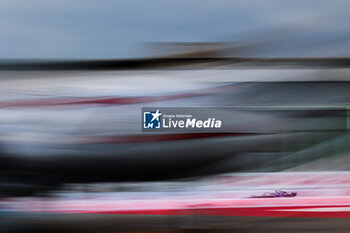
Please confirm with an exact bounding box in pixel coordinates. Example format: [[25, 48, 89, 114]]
[[151, 109, 162, 122]]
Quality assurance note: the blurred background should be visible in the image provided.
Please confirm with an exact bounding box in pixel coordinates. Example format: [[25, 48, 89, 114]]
[[2, 0, 350, 232]]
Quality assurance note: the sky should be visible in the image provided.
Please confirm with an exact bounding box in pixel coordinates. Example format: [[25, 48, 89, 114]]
[[0, 0, 350, 58]]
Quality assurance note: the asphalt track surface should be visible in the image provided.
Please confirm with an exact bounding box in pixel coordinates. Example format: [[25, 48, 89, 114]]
[[3, 196, 350, 233], [3, 172, 350, 232], [2, 214, 350, 233]]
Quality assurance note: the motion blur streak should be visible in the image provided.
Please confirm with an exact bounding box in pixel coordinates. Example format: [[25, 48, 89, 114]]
[[3, 1, 350, 232]]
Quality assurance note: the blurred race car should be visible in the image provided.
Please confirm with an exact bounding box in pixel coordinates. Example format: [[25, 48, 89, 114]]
[[250, 190, 297, 198]]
